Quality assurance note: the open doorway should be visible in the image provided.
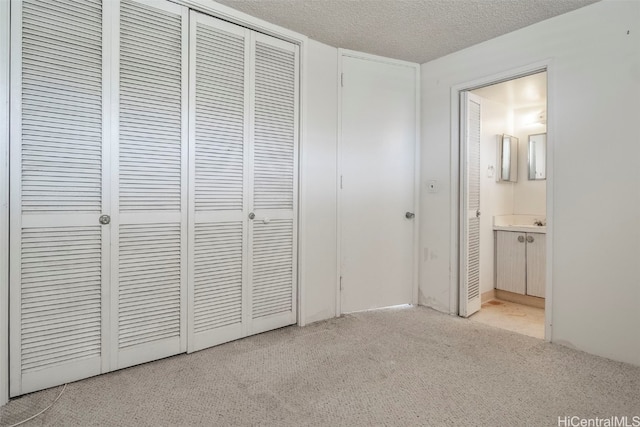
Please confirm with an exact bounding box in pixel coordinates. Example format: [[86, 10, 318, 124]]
[[459, 71, 548, 339]]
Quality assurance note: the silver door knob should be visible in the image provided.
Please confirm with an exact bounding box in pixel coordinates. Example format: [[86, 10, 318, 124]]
[[405, 212, 415, 219], [527, 235, 534, 243], [99, 214, 110, 225], [248, 212, 255, 220], [517, 235, 525, 243]]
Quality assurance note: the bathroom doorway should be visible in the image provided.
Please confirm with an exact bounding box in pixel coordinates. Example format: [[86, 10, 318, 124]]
[[459, 71, 548, 339]]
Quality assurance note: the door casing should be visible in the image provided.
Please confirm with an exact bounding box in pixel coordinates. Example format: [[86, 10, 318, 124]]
[[452, 61, 554, 341]]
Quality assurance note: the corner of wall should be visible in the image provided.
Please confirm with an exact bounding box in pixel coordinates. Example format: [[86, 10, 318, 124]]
[[300, 39, 339, 326]]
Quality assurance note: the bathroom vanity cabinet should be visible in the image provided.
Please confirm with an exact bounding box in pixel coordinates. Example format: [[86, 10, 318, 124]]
[[495, 231, 546, 298]]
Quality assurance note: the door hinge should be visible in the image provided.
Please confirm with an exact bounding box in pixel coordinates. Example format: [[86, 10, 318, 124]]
[[341, 72, 344, 87], [340, 276, 343, 290]]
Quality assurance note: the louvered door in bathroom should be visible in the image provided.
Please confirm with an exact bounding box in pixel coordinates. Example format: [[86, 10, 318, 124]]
[[9, 0, 298, 396]]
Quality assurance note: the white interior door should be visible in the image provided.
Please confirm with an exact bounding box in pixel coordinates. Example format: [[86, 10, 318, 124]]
[[188, 11, 250, 352], [460, 92, 481, 317], [10, 0, 108, 396], [112, 0, 188, 369], [340, 55, 416, 313]]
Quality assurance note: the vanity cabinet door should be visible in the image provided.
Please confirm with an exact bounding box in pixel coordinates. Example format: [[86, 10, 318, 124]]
[[526, 233, 546, 298], [496, 231, 526, 294]]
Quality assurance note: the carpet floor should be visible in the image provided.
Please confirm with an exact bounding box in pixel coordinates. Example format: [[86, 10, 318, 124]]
[[1, 306, 639, 426]]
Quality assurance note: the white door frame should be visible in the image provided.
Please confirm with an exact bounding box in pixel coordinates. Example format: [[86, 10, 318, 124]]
[[0, 0, 10, 408], [451, 60, 554, 341], [336, 49, 421, 316], [0, 0, 309, 405]]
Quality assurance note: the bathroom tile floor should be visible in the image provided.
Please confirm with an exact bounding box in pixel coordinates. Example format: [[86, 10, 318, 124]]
[[469, 299, 545, 339]]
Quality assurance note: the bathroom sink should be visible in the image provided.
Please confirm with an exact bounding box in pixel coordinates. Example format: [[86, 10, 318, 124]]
[[493, 215, 546, 233], [493, 224, 546, 233]]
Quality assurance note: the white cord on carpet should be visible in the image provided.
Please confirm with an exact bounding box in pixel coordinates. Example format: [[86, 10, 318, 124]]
[[8, 383, 67, 427]]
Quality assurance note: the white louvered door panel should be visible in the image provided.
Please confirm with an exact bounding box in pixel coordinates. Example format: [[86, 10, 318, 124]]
[[112, 0, 188, 369], [10, 0, 109, 396], [461, 92, 481, 317], [188, 12, 249, 352], [248, 34, 298, 335]]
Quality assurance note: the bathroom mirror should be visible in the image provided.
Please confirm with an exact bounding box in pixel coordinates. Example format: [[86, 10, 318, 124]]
[[528, 133, 546, 180], [496, 134, 518, 182]]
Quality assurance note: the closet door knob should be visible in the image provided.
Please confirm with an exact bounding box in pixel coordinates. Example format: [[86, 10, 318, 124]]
[[517, 235, 525, 243], [248, 212, 255, 220], [99, 215, 110, 225], [527, 235, 534, 243]]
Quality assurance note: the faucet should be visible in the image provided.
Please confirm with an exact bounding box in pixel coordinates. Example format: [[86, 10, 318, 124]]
[[533, 219, 546, 226]]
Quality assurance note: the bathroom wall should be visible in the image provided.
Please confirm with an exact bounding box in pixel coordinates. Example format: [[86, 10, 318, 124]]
[[477, 97, 513, 296], [475, 93, 546, 297], [513, 106, 547, 216]]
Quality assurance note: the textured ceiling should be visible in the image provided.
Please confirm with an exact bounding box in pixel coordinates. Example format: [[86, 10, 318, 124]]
[[215, 0, 600, 63]]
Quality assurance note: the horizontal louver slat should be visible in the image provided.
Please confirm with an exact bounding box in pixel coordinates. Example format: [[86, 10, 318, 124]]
[[253, 42, 295, 210], [20, 226, 102, 373], [195, 23, 245, 212], [467, 100, 480, 302], [251, 220, 293, 319], [118, 223, 182, 348], [119, 0, 183, 212], [21, 0, 102, 214], [193, 222, 243, 333]]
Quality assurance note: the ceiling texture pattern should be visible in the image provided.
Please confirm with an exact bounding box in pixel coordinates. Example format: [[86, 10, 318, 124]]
[[215, 0, 600, 63]]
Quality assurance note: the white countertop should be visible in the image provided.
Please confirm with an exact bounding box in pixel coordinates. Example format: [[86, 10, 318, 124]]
[[493, 225, 546, 233], [493, 214, 546, 234]]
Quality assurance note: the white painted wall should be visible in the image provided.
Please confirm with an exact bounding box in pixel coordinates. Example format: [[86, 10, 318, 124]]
[[300, 39, 339, 325], [477, 97, 513, 296], [513, 106, 547, 216], [420, 0, 640, 365]]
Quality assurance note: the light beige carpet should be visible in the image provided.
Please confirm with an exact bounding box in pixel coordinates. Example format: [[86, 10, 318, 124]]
[[1, 306, 639, 426]]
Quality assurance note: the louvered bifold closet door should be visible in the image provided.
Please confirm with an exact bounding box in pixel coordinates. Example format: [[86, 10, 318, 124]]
[[9, 0, 109, 396], [187, 12, 250, 352], [462, 93, 481, 317], [247, 34, 299, 335], [112, 0, 188, 369]]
